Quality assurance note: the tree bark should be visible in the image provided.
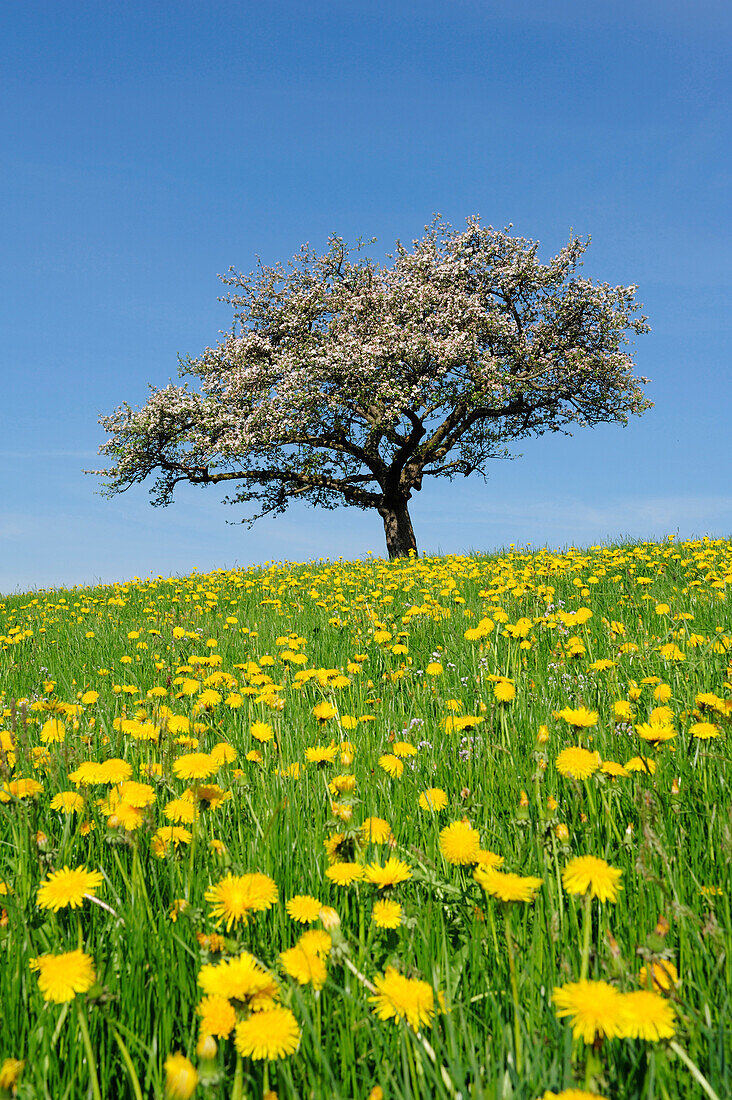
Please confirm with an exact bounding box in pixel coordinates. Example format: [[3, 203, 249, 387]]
[[379, 498, 418, 559]]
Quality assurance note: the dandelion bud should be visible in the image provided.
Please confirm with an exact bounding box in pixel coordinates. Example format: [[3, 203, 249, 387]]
[[319, 906, 340, 930], [196, 1033, 217, 1059], [555, 823, 569, 841]]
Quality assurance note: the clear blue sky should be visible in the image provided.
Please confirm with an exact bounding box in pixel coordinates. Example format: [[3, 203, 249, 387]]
[[2, 0, 730, 594]]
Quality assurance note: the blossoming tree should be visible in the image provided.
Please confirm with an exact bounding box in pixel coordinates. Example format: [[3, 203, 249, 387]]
[[95, 216, 651, 558]]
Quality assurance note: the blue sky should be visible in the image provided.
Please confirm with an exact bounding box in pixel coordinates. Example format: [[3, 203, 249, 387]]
[[2, 0, 730, 593]]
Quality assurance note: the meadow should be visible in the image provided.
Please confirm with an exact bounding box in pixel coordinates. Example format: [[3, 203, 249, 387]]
[[0, 537, 730, 1100]]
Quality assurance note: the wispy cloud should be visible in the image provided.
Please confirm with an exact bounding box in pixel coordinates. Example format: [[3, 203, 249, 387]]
[[420, 493, 732, 543]]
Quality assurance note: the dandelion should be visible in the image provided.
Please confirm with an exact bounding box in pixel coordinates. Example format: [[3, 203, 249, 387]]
[[298, 929, 332, 956], [0, 1060, 25, 1091], [418, 787, 448, 812], [173, 753, 218, 780], [364, 858, 412, 890], [378, 754, 404, 778], [280, 944, 327, 990], [372, 899, 403, 928], [37, 866, 103, 911], [197, 994, 236, 1038], [312, 701, 337, 721], [625, 756, 657, 774], [251, 721, 274, 743], [164, 1052, 198, 1099], [555, 747, 601, 780], [552, 980, 626, 1043], [305, 744, 338, 765], [286, 895, 322, 923], [689, 721, 720, 739], [40, 718, 66, 743], [557, 707, 598, 728], [233, 1006, 301, 1060], [164, 798, 198, 824], [440, 820, 481, 865], [369, 967, 435, 1030], [562, 856, 623, 903], [494, 680, 516, 703], [635, 721, 676, 745], [619, 990, 676, 1040], [205, 872, 278, 929], [360, 817, 392, 843], [325, 862, 364, 886], [50, 791, 85, 813], [199, 954, 278, 1005], [639, 960, 679, 991], [600, 760, 630, 778], [475, 867, 542, 903], [30, 950, 96, 1003]]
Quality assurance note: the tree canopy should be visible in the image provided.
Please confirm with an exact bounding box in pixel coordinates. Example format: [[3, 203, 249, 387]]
[[95, 216, 651, 558]]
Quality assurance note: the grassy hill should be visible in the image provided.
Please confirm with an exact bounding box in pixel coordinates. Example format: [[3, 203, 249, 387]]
[[1, 538, 730, 1099]]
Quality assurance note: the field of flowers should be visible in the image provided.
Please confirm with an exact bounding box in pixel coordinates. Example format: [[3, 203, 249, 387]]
[[0, 537, 730, 1100]]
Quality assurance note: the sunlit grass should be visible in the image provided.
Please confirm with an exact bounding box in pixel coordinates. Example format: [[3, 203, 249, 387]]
[[0, 537, 730, 1099]]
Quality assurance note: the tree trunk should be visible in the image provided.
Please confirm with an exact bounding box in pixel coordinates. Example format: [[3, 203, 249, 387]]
[[379, 498, 418, 560]]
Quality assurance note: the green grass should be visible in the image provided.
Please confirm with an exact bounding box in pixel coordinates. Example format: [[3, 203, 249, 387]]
[[0, 537, 730, 1099]]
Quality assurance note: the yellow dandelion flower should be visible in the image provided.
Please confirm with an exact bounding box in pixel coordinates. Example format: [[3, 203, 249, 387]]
[[475, 849, 504, 870], [37, 866, 103, 911], [325, 862, 364, 886], [494, 680, 516, 703], [29, 950, 96, 1003], [50, 791, 85, 814], [689, 721, 720, 740], [305, 744, 338, 765], [372, 899, 403, 929], [360, 817, 392, 843], [118, 780, 156, 807], [298, 929, 332, 956], [619, 990, 675, 1040], [285, 895, 322, 923], [639, 960, 679, 991], [562, 856, 622, 903], [538, 1091, 610, 1100], [625, 756, 657, 774], [280, 945, 327, 990], [363, 858, 412, 890], [378, 754, 404, 778], [552, 980, 626, 1043], [164, 1052, 198, 1099], [164, 798, 198, 824], [198, 953, 278, 1004], [251, 721, 274, 743], [557, 707, 598, 729], [209, 742, 236, 765], [392, 741, 417, 758], [197, 994, 236, 1038], [635, 721, 676, 744], [0, 1060, 25, 1091], [40, 718, 66, 743], [312, 701, 337, 722], [555, 747, 601, 780], [233, 1006, 300, 1060], [600, 761, 630, 778], [369, 967, 435, 1030], [475, 867, 542, 903], [205, 872, 278, 929], [439, 820, 481, 865], [173, 753, 218, 780], [418, 788, 448, 812]]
